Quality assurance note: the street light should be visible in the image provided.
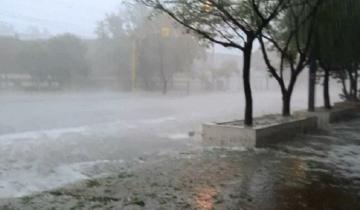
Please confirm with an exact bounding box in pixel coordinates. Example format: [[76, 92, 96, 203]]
[[202, 0, 213, 13], [161, 27, 171, 38], [131, 27, 172, 93]]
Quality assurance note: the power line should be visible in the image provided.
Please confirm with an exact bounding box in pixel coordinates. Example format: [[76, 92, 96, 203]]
[[0, 12, 97, 38], [0, 11, 89, 28]]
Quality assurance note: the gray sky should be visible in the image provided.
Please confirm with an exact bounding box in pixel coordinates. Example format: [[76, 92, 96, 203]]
[[0, 0, 239, 54], [0, 0, 122, 38]]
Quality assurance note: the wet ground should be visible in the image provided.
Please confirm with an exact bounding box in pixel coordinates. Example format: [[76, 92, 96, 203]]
[[0, 90, 341, 198], [1, 115, 359, 210]]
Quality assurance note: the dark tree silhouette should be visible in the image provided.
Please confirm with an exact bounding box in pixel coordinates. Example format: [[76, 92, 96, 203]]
[[139, 0, 291, 126]]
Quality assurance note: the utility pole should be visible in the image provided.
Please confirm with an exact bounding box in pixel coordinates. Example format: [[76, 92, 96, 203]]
[[159, 26, 171, 95], [131, 39, 137, 92]]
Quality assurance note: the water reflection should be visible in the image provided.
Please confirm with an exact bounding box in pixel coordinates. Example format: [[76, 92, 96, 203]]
[[188, 118, 360, 209], [193, 186, 217, 210]]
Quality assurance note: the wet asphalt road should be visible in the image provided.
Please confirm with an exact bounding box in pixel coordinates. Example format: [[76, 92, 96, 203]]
[[0, 90, 341, 198], [2, 116, 359, 210], [202, 116, 360, 210]]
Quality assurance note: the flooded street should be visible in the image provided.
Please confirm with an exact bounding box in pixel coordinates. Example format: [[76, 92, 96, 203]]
[[178, 117, 360, 210], [2, 115, 359, 209], [218, 117, 360, 210], [0, 90, 341, 198]]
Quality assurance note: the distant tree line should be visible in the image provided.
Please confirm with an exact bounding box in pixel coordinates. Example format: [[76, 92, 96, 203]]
[[0, 5, 207, 93], [0, 34, 88, 90]]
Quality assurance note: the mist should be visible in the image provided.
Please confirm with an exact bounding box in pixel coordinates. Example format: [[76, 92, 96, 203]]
[[1, 1, 359, 209]]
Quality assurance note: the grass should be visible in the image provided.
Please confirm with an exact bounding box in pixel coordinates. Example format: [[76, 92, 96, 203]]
[[86, 179, 101, 188]]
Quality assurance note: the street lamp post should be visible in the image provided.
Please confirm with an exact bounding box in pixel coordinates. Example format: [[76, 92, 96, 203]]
[[131, 39, 137, 92], [159, 26, 171, 94], [131, 26, 171, 93]]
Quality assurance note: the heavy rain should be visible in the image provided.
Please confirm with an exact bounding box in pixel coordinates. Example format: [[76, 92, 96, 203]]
[[0, 0, 359, 209]]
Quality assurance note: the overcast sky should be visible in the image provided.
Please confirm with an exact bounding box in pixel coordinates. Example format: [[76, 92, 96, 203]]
[[0, 0, 240, 54], [0, 0, 122, 37]]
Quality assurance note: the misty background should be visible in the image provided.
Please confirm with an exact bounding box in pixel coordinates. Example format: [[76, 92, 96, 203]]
[[0, 0, 294, 94], [0, 0, 341, 198]]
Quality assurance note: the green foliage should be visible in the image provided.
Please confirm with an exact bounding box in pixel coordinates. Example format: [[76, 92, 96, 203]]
[[91, 5, 207, 91], [18, 39, 49, 82], [86, 179, 101, 188], [47, 34, 89, 86], [312, 0, 360, 100], [0, 36, 22, 74], [140, 0, 291, 49], [315, 0, 360, 68], [258, 0, 320, 85], [4, 33, 90, 89]]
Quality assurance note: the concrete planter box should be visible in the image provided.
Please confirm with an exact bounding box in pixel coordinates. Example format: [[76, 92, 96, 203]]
[[334, 101, 360, 112], [295, 107, 356, 130], [202, 116, 318, 148]]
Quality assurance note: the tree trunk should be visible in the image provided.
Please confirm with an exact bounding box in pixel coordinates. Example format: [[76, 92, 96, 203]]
[[323, 68, 331, 109], [186, 80, 190, 95], [308, 50, 317, 112], [348, 67, 357, 101], [264, 72, 293, 117], [282, 79, 296, 117], [282, 92, 291, 116], [158, 36, 167, 95], [354, 69, 359, 100], [340, 75, 349, 99], [243, 42, 253, 126], [162, 79, 168, 95]]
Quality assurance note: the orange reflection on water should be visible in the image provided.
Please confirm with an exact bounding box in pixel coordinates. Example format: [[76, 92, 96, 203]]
[[193, 186, 217, 210], [291, 159, 307, 179]]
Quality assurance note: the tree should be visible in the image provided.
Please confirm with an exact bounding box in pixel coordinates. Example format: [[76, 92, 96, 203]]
[[18, 40, 49, 88], [0, 22, 16, 36], [304, 0, 360, 110], [134, 14, 205, 94], [94, 16, 132, 90], [315, 0, 360, 104], [308, 47, 317, 111], [174, 35, 207, 94], [212, 60, 239, 91], [139, 0, 291, 126], [93, 5, 206, 92], [46, 34, 89, 88], [0, 36, 21, 76], [258, 0, 321, 116]]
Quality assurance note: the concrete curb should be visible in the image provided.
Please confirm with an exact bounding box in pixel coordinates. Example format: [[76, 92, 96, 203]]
[[202, 116, 317, 148], [203, 102, 359, 148]]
